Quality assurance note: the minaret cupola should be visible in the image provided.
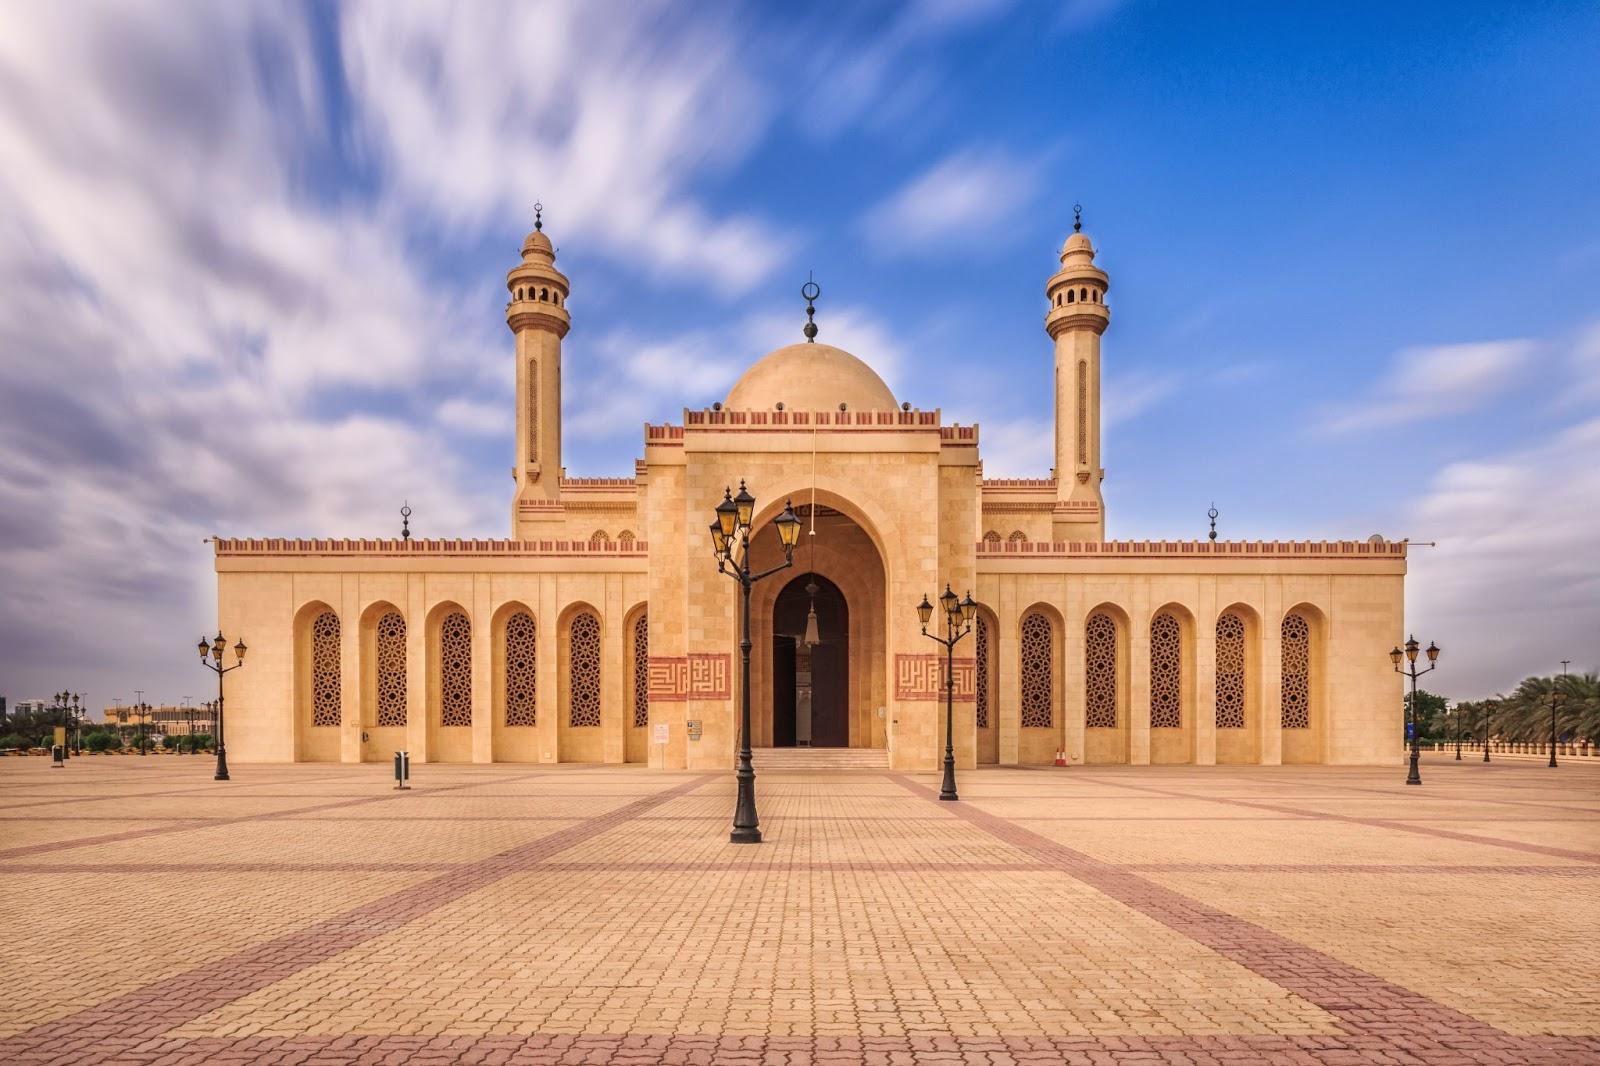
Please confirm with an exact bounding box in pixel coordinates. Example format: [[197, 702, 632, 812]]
[[1045, 204, 1110, 340], [506, 204, 570, 339]]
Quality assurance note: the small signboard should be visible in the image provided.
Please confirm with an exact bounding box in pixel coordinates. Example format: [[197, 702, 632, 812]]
[[687, 720, 702, 741], [653, 723, 669, 744]]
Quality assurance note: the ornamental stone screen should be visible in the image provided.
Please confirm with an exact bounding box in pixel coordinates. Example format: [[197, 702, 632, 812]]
[[1085, 611, 1118, 728], [631, 613, 649, 729], [974, 615, 990, 729], [504, 610, 537, 726], [439, 611, 473, 727], [568, 611, 602, 727], [1149, 612, 1182, 728], [375, 610, 407, 727], [1215, 611, 1246, 729], [1281, 612, 1311, 729], [311, 610, 341, 727], [1020, 611, 1053, 728]]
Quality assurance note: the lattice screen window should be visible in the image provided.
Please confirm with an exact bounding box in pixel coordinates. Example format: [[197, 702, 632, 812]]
[[631, 613, 649, 728], [568, 611, 602, 727], [504, 611, 537, 726], [1020, 612, 1053, 728], [982, 530, 1002, 548], [1008, 530, 1028, 544], [974, 615, 990, 729], [1281, 613, 1310, 729], [589, 530, 608, 546], [1076, 360, 1087, 463], [1150, 612, 1182, 728], [527, 364, 537, 463], [376, 611, 407, 727], [617, 530, 635, 546], [311, 611, 341, 727], [1215, 612, 1246, 729], [1085, 611, 1118, 728], [439, 611, 472, 727]]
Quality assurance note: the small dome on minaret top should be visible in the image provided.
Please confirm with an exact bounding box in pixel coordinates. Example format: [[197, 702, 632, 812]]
[[506, 202, 570, 338], [1044, 203, 1110, 339]]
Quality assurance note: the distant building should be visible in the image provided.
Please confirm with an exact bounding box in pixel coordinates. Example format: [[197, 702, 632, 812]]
[[101, 704, 213, 735], [13, 699, 47, 715]]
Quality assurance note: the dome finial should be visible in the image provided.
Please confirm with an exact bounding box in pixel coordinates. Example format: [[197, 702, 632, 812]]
[[533, 201, 543, 232], [1073, 202, 1083, 233], [401, 500, 412, 541], [801, 272, 820, 343]]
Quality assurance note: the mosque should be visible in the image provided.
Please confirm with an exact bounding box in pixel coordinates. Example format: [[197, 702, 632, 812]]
[[212, 211, 1406, 770]]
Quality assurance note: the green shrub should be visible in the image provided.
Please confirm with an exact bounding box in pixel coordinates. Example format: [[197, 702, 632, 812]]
[[83, 732, 121, 752], [0, 733, 36, 751], [188, 734, 214, 752], [161, 734, 182, 750]]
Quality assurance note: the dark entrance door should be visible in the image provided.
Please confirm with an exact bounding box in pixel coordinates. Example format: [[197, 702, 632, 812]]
[[772, 573, 849, 747]]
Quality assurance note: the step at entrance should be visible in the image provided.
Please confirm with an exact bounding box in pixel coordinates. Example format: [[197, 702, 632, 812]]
[[751, 747, 889, 771]]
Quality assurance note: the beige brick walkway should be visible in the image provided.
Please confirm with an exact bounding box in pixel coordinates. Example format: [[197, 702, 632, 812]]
[[0, 755, 1596, 1063]]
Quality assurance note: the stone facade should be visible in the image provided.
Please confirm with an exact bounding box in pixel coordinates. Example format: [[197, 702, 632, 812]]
[[214, 216, 1406, 769]]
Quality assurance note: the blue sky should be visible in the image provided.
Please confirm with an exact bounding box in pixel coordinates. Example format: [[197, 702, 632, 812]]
[[1, 1, 1596, 711]]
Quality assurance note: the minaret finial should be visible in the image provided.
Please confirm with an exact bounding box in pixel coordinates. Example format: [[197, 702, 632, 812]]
[[1073, 202, 1083, 233], [533, 201, 543, 231], [801, 272, 820, 343], [401, 501, 412, 541], [1207, 502, 1218, 542]]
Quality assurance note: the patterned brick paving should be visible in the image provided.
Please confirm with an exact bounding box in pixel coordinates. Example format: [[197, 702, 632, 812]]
[[0, 756, 1595, 1064]]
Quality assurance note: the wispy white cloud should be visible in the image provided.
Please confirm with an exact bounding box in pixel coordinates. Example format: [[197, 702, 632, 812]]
[[1103, 370, 1182, 429], [1321, 339, 1536, 433], [1407, 416, 1600, 696], [862, 148, 1045, 254]]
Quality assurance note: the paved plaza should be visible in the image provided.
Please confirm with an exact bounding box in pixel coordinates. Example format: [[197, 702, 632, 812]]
[[1, 756, 1597, 1065]]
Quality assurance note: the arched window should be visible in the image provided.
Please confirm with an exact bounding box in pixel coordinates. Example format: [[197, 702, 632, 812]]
[[1020, 612, 1053, 728], [439, 611, 472, 726], [1066, 289, 1075, 304], [1008, 530, 1028, 544], [590, 530, 608, 545], [376, 611, 406, 727], [982, 530, 1002, 548], [516, 287, 523, 300], [974, 615, 990, 729], [311, 611, 341, 727], [631, 613, 649, 729], [1085, 612, 1117, 728], [1281, 613, 1310, 729], [540, 287, 548, 301], [617, 529, 635, 545], [504, 611, 537, 726], [568, 611, 601, 727], [1215, 612, 1246, 729], [1080, 287, 1088, 301], [1150, 613, 1181, 728]]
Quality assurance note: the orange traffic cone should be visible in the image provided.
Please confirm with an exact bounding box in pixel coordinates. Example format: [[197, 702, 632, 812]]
[[1054, 750, 1066, 767]]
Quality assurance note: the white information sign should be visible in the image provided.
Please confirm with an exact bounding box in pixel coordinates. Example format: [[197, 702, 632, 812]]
[[653, 723, 669, 744]]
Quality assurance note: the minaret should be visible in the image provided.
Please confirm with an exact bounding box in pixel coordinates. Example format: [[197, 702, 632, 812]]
[[1044, 204, 1110, 541], [506, 204, 570, 529]]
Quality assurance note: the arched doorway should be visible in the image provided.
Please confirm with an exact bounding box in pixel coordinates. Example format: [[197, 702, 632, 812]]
[[771, 574, 848, 747]]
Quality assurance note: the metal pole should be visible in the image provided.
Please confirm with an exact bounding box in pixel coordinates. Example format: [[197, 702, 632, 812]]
[[1406, 666, 1421, 785], [214, 668, 230, 781], [731, 537, 760, 844], [1454, 702, 1462, 760], [940, 628, 958, 801]]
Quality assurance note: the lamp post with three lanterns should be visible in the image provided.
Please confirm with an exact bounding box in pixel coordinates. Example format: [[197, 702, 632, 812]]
[[197, 632, 247, 781], [1390, 635, 1440, 786], [917, 585, 977, 802], [710, 482, 802, 844]]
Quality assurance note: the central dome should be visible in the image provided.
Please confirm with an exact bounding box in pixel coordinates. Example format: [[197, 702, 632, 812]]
[[724, 342, 896, 411]]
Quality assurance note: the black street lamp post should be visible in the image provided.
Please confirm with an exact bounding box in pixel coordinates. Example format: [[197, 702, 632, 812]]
[[134, 699, 151, 755], [1481, 704, 1491, 763], [710, 482, 801, 844], [197, 632, 247, 781], [1453, 701, 1462, 761], [53, 691, 70, 760], [918, 586, 977, 801], [1390, 635, 1441, 786], [1550, 659, 1569, 769]]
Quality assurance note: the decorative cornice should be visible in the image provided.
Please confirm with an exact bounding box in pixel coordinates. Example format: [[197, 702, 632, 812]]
[[982, 478, 1055, 491], [214, 537, 647, 558], [559, 477, 637, 492], [976, 539, 1407, 559]]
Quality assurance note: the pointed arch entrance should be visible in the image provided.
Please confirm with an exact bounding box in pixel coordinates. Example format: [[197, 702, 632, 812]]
[[743, 499, 888, 752], [771, 574, 849, 747]]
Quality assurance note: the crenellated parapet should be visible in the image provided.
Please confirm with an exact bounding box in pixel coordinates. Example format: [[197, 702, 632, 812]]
[[977, 538, 1408, 559], [214, 537, 647, 557]]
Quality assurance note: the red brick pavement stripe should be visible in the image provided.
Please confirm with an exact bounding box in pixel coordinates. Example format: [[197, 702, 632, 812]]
[[18, 1030, 1600, 1065], [1117, 862, 1600, 876], [1082, 775, 1600, 863], [0, 860, 463, 874], [888, 774, 1586, 1064], [0, 773, 717, 1065], [0, 769, 559, 861]]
